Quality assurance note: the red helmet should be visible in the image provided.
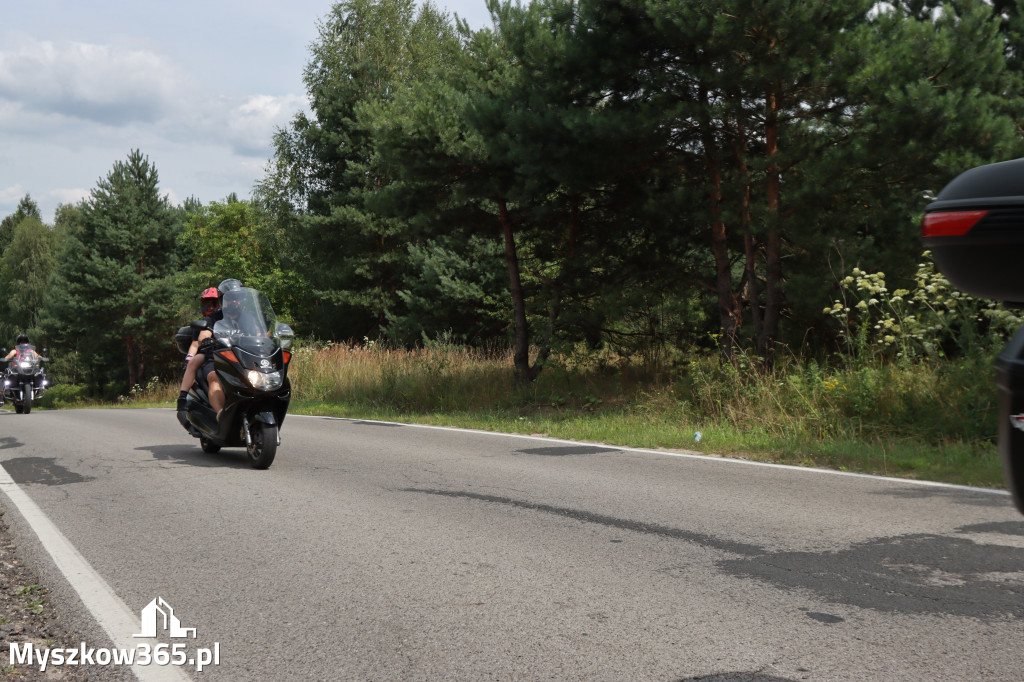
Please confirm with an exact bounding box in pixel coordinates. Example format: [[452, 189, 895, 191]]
[[199, 287, 219, 316]]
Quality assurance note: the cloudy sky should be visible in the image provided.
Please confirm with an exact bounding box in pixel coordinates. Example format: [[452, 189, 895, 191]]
[[0, 0, 493, 222]]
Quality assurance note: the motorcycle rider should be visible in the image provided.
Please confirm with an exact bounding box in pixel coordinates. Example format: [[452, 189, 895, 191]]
[[218, 288, 264, 336], [204, 283, 261, 420], [4, 334, 43, 365], [3, 334, 47, 396], [176, 287, 222, 428]]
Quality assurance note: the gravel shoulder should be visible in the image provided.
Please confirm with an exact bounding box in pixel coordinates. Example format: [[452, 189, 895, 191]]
[[0, 507, 126, 681]]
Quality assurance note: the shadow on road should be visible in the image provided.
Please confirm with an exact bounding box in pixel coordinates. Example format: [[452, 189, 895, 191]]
[[135, 443, 253, 469], [516, 445, 622, 456], [410, 488, 1024, 620], [873, 485, 1011, 508], [2, 457, 94, 485], [719, 521, 1024, 620], [673, 674, 798, 681]]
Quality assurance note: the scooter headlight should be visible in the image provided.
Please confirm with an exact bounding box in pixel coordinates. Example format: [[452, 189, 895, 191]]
[[246, 370, 283, 391]]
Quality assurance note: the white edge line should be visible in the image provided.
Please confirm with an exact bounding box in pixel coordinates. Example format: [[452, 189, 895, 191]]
[[293, 413, 1008, 497], [0, 465, 191, 682]]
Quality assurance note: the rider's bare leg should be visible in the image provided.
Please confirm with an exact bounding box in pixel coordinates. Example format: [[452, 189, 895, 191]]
[[178, 353, 206, 393], [208, 371, 225, 415]]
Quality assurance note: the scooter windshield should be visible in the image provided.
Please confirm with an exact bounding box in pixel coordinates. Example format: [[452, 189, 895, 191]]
[[212, 287, 280, 352]]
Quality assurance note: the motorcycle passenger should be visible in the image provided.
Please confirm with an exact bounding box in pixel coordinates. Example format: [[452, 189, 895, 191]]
[[200, 279, 254, 420], [176, 287, 222, 428]]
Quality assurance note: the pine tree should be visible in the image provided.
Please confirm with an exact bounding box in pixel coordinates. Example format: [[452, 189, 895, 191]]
[[258, 0, 460, 340], [785, 0, 1024, 352], [42, 150, 183, 392], [602, 0, 1024, 364], [0, 195, 42, 248], [370, 0, 676, 380], [0, 215, 57, 343]]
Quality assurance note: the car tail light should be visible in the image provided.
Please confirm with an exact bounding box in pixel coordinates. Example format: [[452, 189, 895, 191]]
[[921, 210, 989, 237]]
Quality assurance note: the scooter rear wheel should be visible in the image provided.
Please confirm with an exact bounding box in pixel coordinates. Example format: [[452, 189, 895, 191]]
[[200, 438, 221, 454], [247, 423, 277, 469], [14, 403, 23, 414]]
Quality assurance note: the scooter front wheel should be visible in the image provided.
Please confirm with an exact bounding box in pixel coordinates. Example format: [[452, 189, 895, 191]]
[[247, 423, 277, 470], [200, 438, 221, 454]]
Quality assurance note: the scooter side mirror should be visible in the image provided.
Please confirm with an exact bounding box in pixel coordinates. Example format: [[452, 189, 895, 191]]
[[189, 318, 210, 331], [275, 323, 295, 350]]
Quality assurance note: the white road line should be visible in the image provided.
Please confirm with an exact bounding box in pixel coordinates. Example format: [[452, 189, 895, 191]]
[[0, 465, 191, 681], [297, 414, 1009, 497]]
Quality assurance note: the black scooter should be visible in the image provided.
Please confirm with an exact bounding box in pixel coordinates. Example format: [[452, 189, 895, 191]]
[[174, 287, 294, 469]]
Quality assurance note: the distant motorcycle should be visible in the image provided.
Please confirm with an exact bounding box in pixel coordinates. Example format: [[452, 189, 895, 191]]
[[2, 348, 49, 414], [174, 286, 294, 469]]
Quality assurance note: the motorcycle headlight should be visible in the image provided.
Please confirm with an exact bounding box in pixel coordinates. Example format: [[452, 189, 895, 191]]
[[19, 361, 31, 370], [246, 370, 283, 391]]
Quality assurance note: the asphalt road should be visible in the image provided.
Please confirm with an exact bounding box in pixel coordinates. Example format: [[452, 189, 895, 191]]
[[0, 408, 1021, 681]]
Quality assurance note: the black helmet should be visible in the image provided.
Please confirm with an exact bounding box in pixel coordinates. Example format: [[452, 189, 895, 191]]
[[16, 334, 28, 345], [222, 288, 245, 316], [218, 278, 243, 296]]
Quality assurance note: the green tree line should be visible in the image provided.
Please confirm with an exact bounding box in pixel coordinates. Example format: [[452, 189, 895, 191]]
[[4, 0, 1024, 392]]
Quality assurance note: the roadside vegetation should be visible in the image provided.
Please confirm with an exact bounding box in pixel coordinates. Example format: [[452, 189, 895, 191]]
[[62, 253, 1015, 489], [285, 341, 1004, 488], [68, 335, 1004, 488]]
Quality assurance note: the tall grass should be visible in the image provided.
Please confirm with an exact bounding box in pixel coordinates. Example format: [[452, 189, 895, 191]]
[[90, 335, 1001, 487], [284, 341, 1002, 487], [679, 352, 996, 444], [289, 342, 518, 411]]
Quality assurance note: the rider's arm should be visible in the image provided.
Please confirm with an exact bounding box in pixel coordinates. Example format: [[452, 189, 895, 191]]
[[188, 329, 214, 358], [196, 328, 216, 355]]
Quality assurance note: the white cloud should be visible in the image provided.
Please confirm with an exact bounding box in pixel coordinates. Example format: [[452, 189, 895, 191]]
[[48, 187, 90, 206], [162, 188, 184, 208], [0, 33, 314, 220], [0, 184, 26, 204], [0, 0, 491, 222], [0, 37, 190, 126], [221, 94, 309, 156], [144, 90, 308, 162]]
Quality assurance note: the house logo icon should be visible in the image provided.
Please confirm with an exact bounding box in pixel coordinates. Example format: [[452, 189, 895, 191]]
[[132, 597, 197, 639]]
